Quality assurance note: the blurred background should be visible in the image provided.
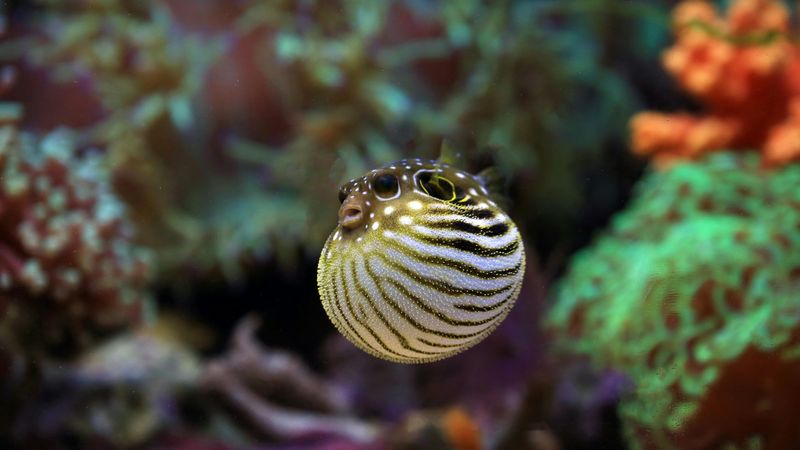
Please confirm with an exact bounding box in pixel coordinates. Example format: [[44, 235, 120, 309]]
[[2, 0, 800, 448]]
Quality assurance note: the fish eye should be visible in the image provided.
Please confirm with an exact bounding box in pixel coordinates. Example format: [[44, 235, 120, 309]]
[[338, 187, 348, 203], [418, 171, 460, 202], [372, 174, 399, 199]]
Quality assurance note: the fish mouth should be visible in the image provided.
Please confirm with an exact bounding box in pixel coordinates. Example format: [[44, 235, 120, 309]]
[[338, 199, 365, 230]]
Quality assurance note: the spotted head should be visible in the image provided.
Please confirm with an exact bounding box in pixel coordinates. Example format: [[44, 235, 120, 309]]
[[317, 158, 525, 363]]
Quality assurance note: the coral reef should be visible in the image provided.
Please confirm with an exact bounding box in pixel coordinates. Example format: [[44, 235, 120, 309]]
[[0, 105, 153, 446], [547, 152, 800, 449], [226, 0, 641, 264], [631, 0, 800, 167], [13, 326, 200, 448], [554, 1, 800, 448], [0, 115, 152, 359], [16, 0, 231, 280], [9, 0, 644, 281], [197, 308, 545, 450], [548, 362, 629, 449], [199, 316, 378, 445], [0, 1, 729, 449], [29, 0, 210, 115]]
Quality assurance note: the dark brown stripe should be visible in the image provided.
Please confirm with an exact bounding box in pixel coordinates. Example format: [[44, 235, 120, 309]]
[[419, 218, 510, 237], [418, 337, 471, 349], [453, 288, 518, 312]]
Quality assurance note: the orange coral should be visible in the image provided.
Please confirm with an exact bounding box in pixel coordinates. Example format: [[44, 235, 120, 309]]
[[631, 113, 738, 167], [631, 0, 800, 167], [442, 407, 481, 450], [765, 98, 800, 164]]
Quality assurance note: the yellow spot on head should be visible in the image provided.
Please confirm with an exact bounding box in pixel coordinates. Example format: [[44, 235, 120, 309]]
[[372, 222, 380, 230], [408, 200, 423, 210], [399, 215, 413, 225], [384, 206, 395, 215]]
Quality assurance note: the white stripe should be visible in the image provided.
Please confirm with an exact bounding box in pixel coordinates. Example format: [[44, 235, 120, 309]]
[[418, 212, 506, 228], [410, 222, 518, 249], [390, 232, 523, 271], [381, 281, 486, 345], [329, 262, 375, 353], [381, 245, 517, 291], [371, 253, 515, 321], [359, 256, 452, 355], [342, 257, 395, 356], [354, 255, 431, 359]]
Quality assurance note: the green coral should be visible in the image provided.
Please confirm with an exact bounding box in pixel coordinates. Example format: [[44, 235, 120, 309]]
[[547, 152, 800, 449]]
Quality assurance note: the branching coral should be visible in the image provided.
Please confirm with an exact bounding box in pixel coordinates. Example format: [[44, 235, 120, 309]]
[[10, 0, 645, 281], [0, 116, 152, 358], [30, 0, 209, 115], [227, 0, 569, 245], [15, 0, 229, 280], [631, 0, 800, 167], [200, 317, 382, 446], [547, 152, 800, 449], [198, 316, 513, 450], [213, 0, 640, 275]]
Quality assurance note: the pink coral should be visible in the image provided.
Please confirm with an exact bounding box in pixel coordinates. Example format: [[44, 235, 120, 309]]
[[631, 0, 800, 167], [0, 119, 152, 357]]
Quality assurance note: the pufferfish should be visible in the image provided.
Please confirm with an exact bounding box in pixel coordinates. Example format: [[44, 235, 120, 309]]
[[317, 157, 525, 363]]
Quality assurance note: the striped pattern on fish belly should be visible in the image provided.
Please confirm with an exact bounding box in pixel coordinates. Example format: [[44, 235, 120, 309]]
[[318, 197, 525, 364]]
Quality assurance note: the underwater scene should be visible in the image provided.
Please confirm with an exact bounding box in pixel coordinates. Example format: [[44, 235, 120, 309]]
[[2, 0, 800, 449]]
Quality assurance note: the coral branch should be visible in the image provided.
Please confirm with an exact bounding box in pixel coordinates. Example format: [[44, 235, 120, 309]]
[[201, 317, 380, 444], [214, 316, 349, 414]]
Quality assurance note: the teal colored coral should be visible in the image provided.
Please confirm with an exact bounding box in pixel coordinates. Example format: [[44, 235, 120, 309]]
[[547, 152, 800, 449]]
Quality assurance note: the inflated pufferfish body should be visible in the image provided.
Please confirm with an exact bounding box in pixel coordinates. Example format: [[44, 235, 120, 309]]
[[317, 158, 525, 363]]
